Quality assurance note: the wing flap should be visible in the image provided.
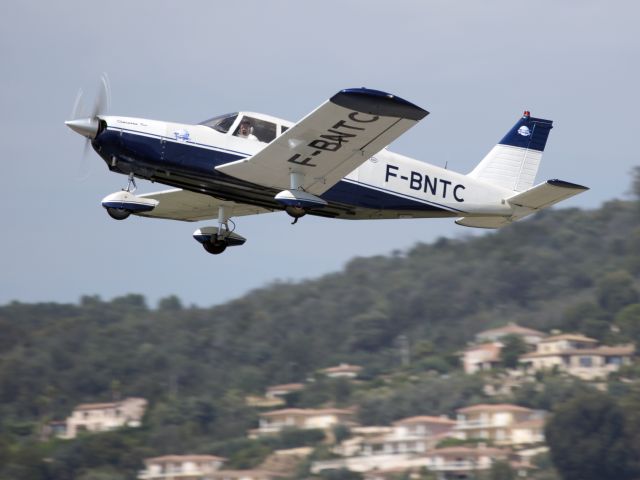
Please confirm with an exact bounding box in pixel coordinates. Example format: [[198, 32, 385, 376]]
[[136, 188, 273, 221], [216, 88, 428, 195]]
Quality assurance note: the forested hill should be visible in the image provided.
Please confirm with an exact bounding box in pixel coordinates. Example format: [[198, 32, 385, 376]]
[[1, 184, 639, 424]]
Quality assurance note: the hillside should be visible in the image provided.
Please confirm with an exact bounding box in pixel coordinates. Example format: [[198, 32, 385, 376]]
[[1, 174, 639, 479]]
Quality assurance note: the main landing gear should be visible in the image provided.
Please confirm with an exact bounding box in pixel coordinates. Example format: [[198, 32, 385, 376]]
[[192, 206, 247, 255]]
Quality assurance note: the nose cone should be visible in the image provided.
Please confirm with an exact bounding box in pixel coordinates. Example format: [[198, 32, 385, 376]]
[[65, 118, 99, 139]]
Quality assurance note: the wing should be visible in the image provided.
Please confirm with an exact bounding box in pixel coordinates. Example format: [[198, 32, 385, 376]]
[[216, 88, 429, 195], [135, 188, 274, 221]]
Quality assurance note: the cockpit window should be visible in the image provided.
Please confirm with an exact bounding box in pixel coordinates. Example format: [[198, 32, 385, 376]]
[[233, 116, 277, 143], [200, 113, 238, 134]]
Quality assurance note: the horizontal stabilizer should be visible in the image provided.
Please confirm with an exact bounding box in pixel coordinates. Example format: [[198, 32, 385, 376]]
[[456, 179, 588, 229], [507, 179, 589, 210]]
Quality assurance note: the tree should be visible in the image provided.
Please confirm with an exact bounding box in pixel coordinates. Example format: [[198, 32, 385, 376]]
[[500, 335, 528, 369], [480, 460, 516, 480], [630, 166, 640, 200], [545, 392, 638, 480], [157, 295, 183, 311], [615, 303, 640, 344], [596, 271, 638, 314]]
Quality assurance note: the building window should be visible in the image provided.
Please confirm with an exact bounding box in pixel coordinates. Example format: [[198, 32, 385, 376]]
[[579, 356, 593, 367]]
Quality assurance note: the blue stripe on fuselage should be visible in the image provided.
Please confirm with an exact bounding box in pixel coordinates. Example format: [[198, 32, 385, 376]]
[[95, 128, 453, 214]]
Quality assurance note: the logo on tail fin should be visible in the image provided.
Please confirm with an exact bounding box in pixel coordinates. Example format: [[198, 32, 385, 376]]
[[517, 126, 531, 137]]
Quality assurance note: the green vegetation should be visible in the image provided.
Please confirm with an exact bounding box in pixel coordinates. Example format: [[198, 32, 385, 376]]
[[1, 172, 639, 479], [545, 391, 639, 480]]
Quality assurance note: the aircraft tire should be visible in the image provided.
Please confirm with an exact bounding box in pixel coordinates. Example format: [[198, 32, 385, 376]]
[[203, 240, 227, 255], [106, 207, 131, 220]]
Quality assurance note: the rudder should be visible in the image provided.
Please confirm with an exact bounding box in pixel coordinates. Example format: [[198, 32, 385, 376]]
[[468, 112, 553, 192]]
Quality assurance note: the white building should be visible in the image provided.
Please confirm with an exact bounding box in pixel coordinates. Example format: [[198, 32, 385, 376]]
[[62, 397, 147, 439], [460, 342, 503, 374], [519, 334, 634, 380], [265, 383, 305, 399], [360, 416, 456, 456], [320, 363, 363, 379], [205, 470, 286, 480], [139, 455, 225, 480], [313, 415, 456, 474], [315, 445, 511, 478], [250, 408, 356, 438], [454, 404, 545, 446]]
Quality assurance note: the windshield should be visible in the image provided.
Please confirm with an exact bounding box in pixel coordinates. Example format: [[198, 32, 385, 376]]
[[199, 113, 238, 134]]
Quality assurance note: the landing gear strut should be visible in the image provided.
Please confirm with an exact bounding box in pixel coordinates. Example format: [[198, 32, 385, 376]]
[[202, 206, 230, 255]]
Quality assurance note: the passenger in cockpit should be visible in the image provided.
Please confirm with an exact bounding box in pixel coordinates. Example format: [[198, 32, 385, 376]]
[[236, 118, 258, 141]]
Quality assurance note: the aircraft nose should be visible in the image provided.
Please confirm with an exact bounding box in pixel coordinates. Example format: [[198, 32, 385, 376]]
[[65, 118, 99, 139]]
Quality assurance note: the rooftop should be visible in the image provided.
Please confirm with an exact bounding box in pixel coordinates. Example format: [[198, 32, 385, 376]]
[[393, 415, 456, 426], [144, 454, 226, 465], [74, 397, 147, 411], [477, 323, 546, 338], [424, 446, 508, 457], [538, 334, 597, 343], [260, 408, 354, 418], [457, 403, 533, 414], [521, 344, 635, 359], [266, 383, 305, 392], [321, 363, 363, 374]]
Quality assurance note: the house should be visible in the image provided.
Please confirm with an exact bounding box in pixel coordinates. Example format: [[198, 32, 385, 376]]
[[475, 323, 546, 346], [420, 445, 510, 479], [460, 342, 503, 374], [454, 404, 545, 446], [314, 445, 510, 478], [204, 470, 287, 480], [519, 334, 635, 380], [138, 455, 226, 480], [360, 416, 456, 456], [265, 383, 305, 399], [62, 397, 147, 439], [313, 416, 455, 474], [320, 363, 363, 378], [250, 408, 356, 437]]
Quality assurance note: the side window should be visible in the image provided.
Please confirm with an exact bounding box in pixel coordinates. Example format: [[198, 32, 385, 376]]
[[281, 125, 289, 134], [233, 116, 276, 143]]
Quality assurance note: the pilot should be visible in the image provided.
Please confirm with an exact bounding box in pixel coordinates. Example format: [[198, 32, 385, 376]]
[[236, 118, 258, 141]]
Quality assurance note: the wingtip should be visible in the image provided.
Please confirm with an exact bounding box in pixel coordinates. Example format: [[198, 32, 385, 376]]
[[331, 88, 428, 121], [548, 179, 589, 191]]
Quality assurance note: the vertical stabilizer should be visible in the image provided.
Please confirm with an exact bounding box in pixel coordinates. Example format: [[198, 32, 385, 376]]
[[468, 112, 553, 192]]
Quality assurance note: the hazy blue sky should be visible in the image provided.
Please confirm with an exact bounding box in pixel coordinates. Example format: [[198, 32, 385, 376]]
[[2, 1, 638, 307]]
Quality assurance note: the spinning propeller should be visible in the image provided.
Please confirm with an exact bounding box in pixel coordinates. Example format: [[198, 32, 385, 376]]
[[65, 73, 111, 178]]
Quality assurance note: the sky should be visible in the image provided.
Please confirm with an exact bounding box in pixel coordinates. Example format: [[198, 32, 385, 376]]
[[1, 1, 639, 308]]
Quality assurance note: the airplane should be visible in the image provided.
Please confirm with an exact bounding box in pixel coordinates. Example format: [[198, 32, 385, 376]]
[[65, 76, 588, 255]]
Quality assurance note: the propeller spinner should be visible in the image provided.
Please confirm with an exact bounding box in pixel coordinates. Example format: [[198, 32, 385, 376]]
[[65, 74, 111, 178]]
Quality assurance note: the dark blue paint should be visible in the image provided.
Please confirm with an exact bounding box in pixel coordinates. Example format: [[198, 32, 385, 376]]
[[94, 128, 451, 215], [499, 114, 553, 152]]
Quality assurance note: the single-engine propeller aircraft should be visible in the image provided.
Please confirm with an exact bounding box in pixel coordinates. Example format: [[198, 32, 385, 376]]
[[66, 76, 588, 254]]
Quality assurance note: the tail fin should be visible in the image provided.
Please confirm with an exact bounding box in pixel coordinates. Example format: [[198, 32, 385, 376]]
[[468, 112, 553, 192]]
